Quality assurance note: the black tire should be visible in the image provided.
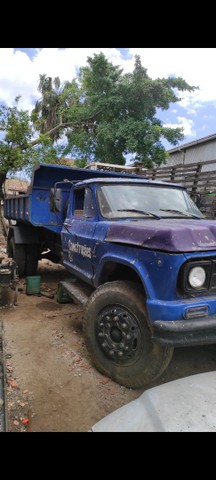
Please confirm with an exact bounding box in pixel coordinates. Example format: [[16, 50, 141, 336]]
[[25, 244, 39, 276], [83, 281, 173, 388], [7, 237, 26, 277]]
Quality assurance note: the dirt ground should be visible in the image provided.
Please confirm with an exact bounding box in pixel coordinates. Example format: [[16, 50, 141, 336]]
[[1, 229, 216, 432]]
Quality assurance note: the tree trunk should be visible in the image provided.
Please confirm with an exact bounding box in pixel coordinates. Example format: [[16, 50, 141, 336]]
[[0, 172, 7, 198]]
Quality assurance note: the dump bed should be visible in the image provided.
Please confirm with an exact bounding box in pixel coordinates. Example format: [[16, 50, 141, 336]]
[[3, 163, 141, 233]]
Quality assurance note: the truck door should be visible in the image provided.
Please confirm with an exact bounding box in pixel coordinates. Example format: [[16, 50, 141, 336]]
[[61, 187, 96, 282]]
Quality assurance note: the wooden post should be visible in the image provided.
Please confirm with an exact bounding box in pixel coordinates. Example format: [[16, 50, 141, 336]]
[[171, 165, 177, 182], [191, 163, 202, 193]]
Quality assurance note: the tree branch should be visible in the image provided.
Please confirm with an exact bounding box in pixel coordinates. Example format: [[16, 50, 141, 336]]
[[28, 113, 99, 148]]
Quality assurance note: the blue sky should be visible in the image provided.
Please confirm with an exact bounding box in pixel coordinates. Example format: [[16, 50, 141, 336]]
[[2, 48, 216, 153]]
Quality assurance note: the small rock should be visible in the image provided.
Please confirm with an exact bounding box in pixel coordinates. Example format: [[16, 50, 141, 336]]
[[21, 418, 29, 424], [99, 377, 110, 385], [7, 378, 18, 388], [80, 363, 91, 369]]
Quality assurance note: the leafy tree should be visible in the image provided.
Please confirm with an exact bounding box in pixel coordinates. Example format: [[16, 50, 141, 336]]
[[67, 53, 196, 166], [32, 75, 63, 142], [32, 75, 79, 142], [0, 53, 196, 194], [0, 80, 93, 191], [0, 96, 62, 191]]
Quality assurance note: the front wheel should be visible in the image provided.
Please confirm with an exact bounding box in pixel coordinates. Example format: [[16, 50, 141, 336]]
[[83, 281, 173, 388]]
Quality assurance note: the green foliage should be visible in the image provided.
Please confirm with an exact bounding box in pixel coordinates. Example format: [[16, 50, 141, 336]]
[[66, 53, 196, 167], [0, 52, 197, 187], [0, 99, 62, 178], [73, 158, 87, 168]]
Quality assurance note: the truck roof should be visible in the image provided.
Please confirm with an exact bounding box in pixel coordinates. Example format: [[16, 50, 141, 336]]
[[75, 177, 185, 189]]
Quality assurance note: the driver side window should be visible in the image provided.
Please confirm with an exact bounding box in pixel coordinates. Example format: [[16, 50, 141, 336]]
[[73, 188, 95, 218]]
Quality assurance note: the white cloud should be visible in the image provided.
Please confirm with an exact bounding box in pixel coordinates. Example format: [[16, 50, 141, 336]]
[[164, 116, 195, 137], [128, 48, 216, 106], [0, 48, 130, 110], [203, 114, 215, 119], [184, 107, 197, 116], [0, 48, 216, 117], [0, 49, 37, 110]]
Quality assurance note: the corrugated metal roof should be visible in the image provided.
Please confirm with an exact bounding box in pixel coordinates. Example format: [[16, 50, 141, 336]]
[[168, 132, 216, 153]]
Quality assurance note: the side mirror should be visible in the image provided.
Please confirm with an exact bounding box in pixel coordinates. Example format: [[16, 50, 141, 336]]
[[50, 188, 63, 213]]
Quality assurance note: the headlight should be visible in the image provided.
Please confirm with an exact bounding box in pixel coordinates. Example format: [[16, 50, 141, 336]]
[[188, 266, 206, 288]]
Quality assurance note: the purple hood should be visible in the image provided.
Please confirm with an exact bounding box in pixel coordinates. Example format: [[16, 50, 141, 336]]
[[105, 219, 216, 252]]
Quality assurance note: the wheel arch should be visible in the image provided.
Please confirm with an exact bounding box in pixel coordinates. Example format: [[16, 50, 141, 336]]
[[7, 225, 40, 245], [7, 227, 40, 277], [96, 258, 149, 299]]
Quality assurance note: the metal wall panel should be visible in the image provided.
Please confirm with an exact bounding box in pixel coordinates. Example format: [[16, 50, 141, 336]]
[[167, 140, 216, 171]]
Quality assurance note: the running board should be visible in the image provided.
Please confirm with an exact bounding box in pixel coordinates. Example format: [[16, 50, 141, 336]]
[[59, 280, 94, 306]]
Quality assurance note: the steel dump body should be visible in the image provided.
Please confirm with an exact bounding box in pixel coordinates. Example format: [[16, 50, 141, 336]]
[[4, 163, 142, 233]]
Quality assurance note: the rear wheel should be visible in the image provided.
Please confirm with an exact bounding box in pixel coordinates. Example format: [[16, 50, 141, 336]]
[[83, 281, 173, 388], [7, 237, 26, 277]]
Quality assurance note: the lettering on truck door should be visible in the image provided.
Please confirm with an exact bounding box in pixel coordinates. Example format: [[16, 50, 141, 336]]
[[62, 187, 96, 281]]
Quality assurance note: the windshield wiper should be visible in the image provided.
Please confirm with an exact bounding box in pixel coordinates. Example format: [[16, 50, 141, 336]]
[[159, 209, 201, 219], [117, 209, 161, 219]]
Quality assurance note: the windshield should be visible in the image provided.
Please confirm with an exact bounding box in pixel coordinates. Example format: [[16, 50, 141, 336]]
[[97, 184, 203, 219]]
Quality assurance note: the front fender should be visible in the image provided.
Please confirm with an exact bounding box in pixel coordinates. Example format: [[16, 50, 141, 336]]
[[93, 251, 151, 296], [92, 241, 187, 301]]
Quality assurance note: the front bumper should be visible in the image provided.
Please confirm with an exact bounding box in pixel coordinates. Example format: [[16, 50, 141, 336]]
[[152, 316, 216, 347]]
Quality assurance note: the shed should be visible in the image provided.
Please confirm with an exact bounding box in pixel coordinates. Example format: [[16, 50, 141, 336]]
[[167, 133, 216, 171]]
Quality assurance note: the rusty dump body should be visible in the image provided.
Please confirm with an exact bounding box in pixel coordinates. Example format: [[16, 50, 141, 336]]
[[4, 163, 216, 349]]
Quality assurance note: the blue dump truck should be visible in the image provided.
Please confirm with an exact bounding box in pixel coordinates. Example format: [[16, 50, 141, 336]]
[[4, 162, 216, 388]]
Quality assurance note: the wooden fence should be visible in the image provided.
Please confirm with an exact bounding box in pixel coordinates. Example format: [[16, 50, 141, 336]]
[[92, 159, 216, 195], [135, 159, 216, 195]]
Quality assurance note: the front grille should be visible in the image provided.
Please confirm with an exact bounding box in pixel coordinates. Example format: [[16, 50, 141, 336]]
[[209, 260, 216, 290]]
